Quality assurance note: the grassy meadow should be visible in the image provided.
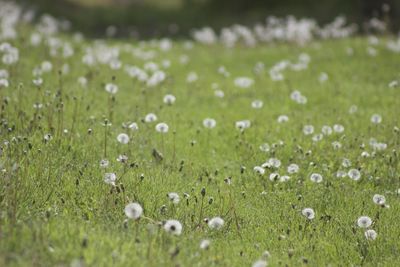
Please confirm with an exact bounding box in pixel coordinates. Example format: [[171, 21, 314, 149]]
[[1, 4, 400, 267]]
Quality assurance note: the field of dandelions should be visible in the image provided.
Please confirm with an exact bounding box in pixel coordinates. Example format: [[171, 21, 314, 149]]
[[1, 1, 400, 266]]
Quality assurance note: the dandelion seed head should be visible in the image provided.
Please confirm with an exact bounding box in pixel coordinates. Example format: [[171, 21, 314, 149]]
[[287, 163, 299, 174], [163, 219, 183, 235], [129, 122, 139, 131], [117, 133, 130, 144], [167, 192, 180, 204], [348, 169, 361, 181], [279, 175, 290, 182], [117, 154, 128, 163], [269, 172, 280, 181], [234, 76, 254, 88], [145, 113, 158, 123], [259, 143, 270, 152], [321, 125, 332, 135], [208, 217, 224, 230], [100, 159, 109, 168], [252, 260, 268, 267], [372, 194, 385, 205], [371, 114, 382, 124], [277, 115, 289, 123], [0, 78, 9, 87], [333, 124, 344, 133], [303, 125, 314, 135], [155, 122, 169, 133], [235, 120, 251, 131], [199, 239, 210, 250], [365, 229, 377, 240], [254, 166, 265, 175], [302, 208, 315, 220], [163, 94, 176, 105], [105, 83, 118, 94], [251, 99, 263, 109], [203, 118, 216, 129], [104, 172, 116, 186], [310, 173, 323, 183], [124, 202, 143, 220], [357, 216, 372, 228]]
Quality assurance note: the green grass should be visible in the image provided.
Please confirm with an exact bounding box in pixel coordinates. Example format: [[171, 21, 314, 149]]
[[1, 25, 400, 267]]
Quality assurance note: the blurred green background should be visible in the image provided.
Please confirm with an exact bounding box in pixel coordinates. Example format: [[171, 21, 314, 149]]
[[15, 0, 400, 37]]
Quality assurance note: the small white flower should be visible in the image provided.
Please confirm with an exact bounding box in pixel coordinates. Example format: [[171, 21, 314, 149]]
[[310, 173, 323, 183], [203, 118, 216, 129], [365, 229, 377, 240], [104, 173, 117, 186], [124, 202, 143, 220], [357, 216, 372, 228], [117, 133, 130, 144], [208, 217, 224, 230], [155, 122, 169, 133], [163, 219, 183, 235], [302, 208, 315, 220]]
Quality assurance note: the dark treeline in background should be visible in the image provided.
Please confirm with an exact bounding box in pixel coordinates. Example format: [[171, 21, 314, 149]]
[[15, 0, 400, 38]]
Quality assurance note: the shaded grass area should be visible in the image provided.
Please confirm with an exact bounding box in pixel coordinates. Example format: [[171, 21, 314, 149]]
[[14, 0, 400, 38]]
